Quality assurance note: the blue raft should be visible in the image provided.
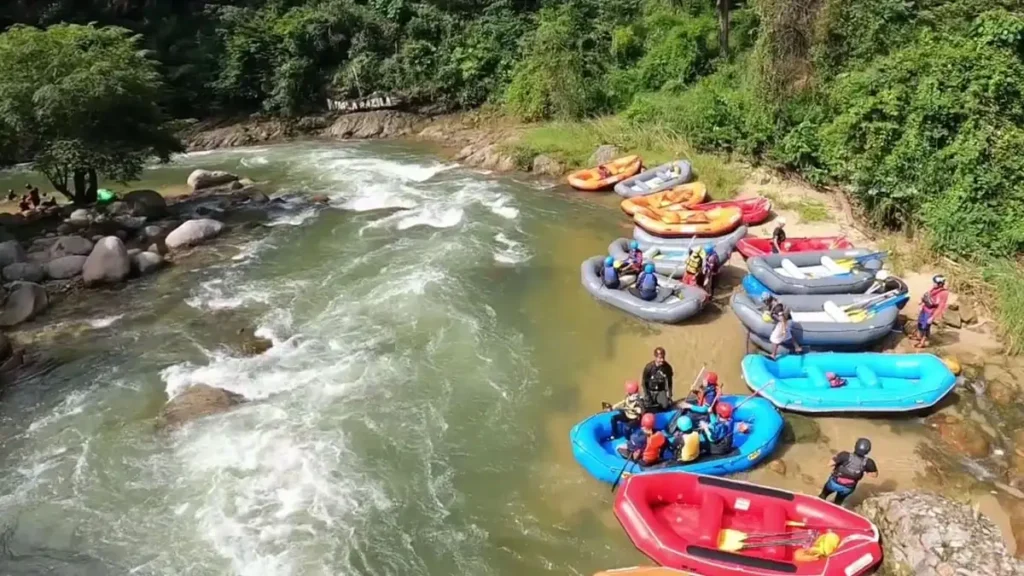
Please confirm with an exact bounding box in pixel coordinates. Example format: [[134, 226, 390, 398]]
[[741, 353, 958, 414], [569, 395, 784, 484]]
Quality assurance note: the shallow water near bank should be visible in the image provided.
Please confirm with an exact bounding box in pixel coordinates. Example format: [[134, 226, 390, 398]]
[[0, 141, 1015, 575]]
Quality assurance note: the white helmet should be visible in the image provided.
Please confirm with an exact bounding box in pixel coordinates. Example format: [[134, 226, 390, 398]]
[[933, 275, 946, 286], [776, 217, 786, 226], [875, 270, 890, 281]]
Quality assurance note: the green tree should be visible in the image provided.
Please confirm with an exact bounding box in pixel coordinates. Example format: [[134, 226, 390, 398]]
[[0, 23, 182, 204]]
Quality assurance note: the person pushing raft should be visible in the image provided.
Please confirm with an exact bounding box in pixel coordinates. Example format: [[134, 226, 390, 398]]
[[641, 347, 674, 410], [770, 218, 787, 253], [820, 438, 877, 506], [912, 275, 949, 348], [681, 246, 704, 286], [701, 242, 720, 296]]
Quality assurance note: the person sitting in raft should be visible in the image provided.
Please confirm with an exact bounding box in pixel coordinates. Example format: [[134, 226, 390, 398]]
[[681, 246, 704, 286], [642, 346, 674, 410], [602, 256, 621, 289], [825, 372, 847, 388], [678, 371, 721, 423], [616, 413, 665, 466], [609, 380, 644, 437], [630, 263, 659, 302], [671, 416, 702, 463], [699, 403, 748, 456], [771, 218, 787, 253], [621, 240, 644, 276], [701, 243, 720, 295], [597, 165, 612, 180], [819, 437, 877, 506], [912, 275, 949, 349]]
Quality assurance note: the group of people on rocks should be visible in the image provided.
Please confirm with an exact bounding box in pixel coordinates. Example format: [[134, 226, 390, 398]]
[[7, 184, 57, 212], [607, 347, 748, 468], [605, 347, 880, 506], [601, 240, 720, 301]]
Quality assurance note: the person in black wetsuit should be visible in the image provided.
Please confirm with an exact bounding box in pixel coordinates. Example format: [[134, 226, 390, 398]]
[[819, 438, 878, 506], [641, 346, 674, 410]]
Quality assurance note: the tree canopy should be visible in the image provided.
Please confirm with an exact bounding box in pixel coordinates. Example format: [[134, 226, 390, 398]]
[[0, 23, 182, 204]]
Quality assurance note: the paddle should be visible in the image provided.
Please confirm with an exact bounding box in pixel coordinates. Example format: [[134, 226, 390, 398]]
[[611, 452, 634, 492], [718, 528, 817, 552], [847, 293, 909, 322], [839, 290, 898, 312], [833, 251, 886, 270], [827, 234, 847, 250]]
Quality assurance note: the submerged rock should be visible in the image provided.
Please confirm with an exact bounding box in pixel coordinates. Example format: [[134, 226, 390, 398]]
[[0, 282, 48, 327], [159, 384, 246, 427], [187, 169, 238, 191], [165, 219, 224, 250], [82, 236, 131, 286], [858, 491, 1024, 575], [132, 251, 164, 276], [235, 327, 273, 356], [926, 414, 991, 458]]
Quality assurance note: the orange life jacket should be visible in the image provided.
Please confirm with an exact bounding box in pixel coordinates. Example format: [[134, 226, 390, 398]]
[[642, 432, 667, 464]]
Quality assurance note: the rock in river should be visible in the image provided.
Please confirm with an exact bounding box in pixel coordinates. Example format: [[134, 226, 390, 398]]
[[159, 384, 246, 427], [858, 491, 1024, 575], [165, 219, 224, 250], [132, 251, 164, 276], [926, 414, 991, 458], [123, 189, 167, 219], [2, 262, 45, 283], [46, 255, 87, 280], [0, 282, 48, 327], [187, 169, 238, 191], [82, 236, 131, 286]]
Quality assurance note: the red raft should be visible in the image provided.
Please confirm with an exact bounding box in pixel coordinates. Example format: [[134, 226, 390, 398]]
[[736, 236, 855, 259], [692, 197, 772, 225], [614, 472, 882, 576]]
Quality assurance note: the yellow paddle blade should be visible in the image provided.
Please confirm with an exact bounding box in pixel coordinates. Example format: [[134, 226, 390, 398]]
[[717, 529, 748, 552]]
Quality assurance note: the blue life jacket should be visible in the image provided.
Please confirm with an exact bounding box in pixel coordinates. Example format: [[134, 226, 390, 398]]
[[637, 272, 658, 300], [602, 264, 620, 288], [626, 429, 648, 453], [702, 385, 719, 407]]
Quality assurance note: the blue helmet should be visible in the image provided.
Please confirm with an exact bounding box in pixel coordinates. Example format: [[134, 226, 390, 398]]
[[677, 416, 694, 432], [604, 256, 614, 266], [704, 243, 714, 254], [644, 263, 655, 274], [629, 240, 639, 250]]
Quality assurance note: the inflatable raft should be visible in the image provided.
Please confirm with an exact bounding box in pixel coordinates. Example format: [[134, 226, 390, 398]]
[[568, 155, 642, 191], [634, 205, 743, 238], [615, 161, 693, 198], [748, 250, 883, 295], [620, 183, 708, 217], [741, 353, 958, 413], [736, 236, 854, 259], [691, 196, 772, 225], [614, 471, 882, 576], [633, 224, 748, 249], [608, 231, 743, 277], [594, 568, 696, 576], [731, 292, 906, 352], [580, 256, 708, 323], [741, 272, 909, 304], [569, 395, 783, 484]]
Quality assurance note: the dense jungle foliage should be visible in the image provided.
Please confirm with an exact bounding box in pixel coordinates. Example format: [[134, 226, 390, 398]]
[[1, 0, 1023, 257]]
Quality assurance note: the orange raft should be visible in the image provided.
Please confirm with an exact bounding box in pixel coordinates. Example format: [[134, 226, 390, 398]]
[[620, 182, 708, 218], [567, 155, 642, 191], [633, 205, 743, 238]]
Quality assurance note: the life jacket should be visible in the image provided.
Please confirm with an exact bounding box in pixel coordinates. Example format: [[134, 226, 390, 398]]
[[697, 384, 718, 407], [685, 252, 703, 276], [921, 288, 945, 310], [602, 264, 620, 288], [648, 366, 669, 392], [626, 429, 648, 453], [676, 431, 701, 463], [833, 453, 869, 486], [638, 272, 658, 300], [827, 374, 847, 388], [642, 432, 666, 464], [708, 417, 733, 455], [704, 252, 720, 274], [622, 393, 643, 419]]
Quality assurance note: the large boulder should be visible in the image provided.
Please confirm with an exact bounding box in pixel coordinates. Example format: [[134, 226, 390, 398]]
[[187, 169, 238, 191], [46, 255, 88, 280], [858, 491, 1023, 576], [82, 236, 131, 286], [0, 240, 26, 267], [0, 282, 48, 327], [67, 208, 93, 227], [588, 144, 622, 167], [123, 189, 167, 219], [49, 235, 94, 259], [132, 251, 164, 276], [159, 384, 246, 427], [234, 327, 273, 356], [165, 219, 224, 250], [531, 154, 564, 176], [2, 262, 45, 283]]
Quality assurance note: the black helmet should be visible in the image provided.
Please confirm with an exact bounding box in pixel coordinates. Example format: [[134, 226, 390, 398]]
[[854, 437, 871, 456]]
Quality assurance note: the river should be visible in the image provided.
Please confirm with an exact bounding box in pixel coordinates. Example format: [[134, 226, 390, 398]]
[[0, 141, 1016, 575]]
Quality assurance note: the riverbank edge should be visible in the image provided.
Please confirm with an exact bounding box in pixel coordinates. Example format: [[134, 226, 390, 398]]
[[181, 110, 1022, 358]]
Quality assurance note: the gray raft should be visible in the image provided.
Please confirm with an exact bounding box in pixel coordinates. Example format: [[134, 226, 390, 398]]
[[731, 292, 901, 352], [608, 227, 745, 277], [614, 160, 692, 198], [748, 249, 882, 295], [580, 256, 707, 323]]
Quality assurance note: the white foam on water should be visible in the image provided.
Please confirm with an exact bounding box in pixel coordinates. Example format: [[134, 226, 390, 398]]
[[185, 278, 272, 311], [266, 207, 318, 228], [318, 157, 457, 183], [340, 183, 421, 212], [85, 314, 124, 328], [493, 233, 532, 265], [26, 387, 94, 433], [396, 206, 465, 230], [241, 156, 269, 167]]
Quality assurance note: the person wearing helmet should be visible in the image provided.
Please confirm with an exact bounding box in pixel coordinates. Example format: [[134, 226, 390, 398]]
[[670, 416, 702, 463], [609, 380, 644, 436], [622, 240, 645, 276], [771, 218, 787, 253], [642, 346, 675, 410], [631, 262, 659, 301], [602, 255, 621, 289], [701, 243, 721, 295], [820, 438, 878, 505], [765, 292, 802, 359], [700, 402, 743, 456], [681, 245, 704, 287], [616, 413, 665, 465], [913, 275, 949, 348], [679, 371, 722, 416]]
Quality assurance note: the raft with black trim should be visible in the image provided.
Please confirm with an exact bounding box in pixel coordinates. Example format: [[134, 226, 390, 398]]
[[747, 250, 883, 295], [569, 395, 783, 484], [607, 229, 743, 278], [580, 256, 708, 323]]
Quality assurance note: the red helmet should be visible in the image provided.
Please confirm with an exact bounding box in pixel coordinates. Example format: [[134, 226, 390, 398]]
[[706, 372, 718, 385], [625, 380, 639, 394], [716, 403, 734, 419], [641, 413, 656, 430]]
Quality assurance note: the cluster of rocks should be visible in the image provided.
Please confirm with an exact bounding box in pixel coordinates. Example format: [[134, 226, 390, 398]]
[[858, 491, 1023, 575]]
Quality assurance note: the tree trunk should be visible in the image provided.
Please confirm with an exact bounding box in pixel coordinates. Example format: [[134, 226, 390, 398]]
[[41, 166, 73, 202], [73, 169, 87, 205], [718, 0, 730, 59], [85, 168, 98, 204]]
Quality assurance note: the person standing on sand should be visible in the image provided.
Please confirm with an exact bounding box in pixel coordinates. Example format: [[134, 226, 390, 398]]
[[641, 347, 674, 410], [913, 275, 949, 348]]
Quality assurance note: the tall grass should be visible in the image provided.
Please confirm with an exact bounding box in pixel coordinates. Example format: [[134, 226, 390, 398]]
[[505, 117, 746, 199]]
